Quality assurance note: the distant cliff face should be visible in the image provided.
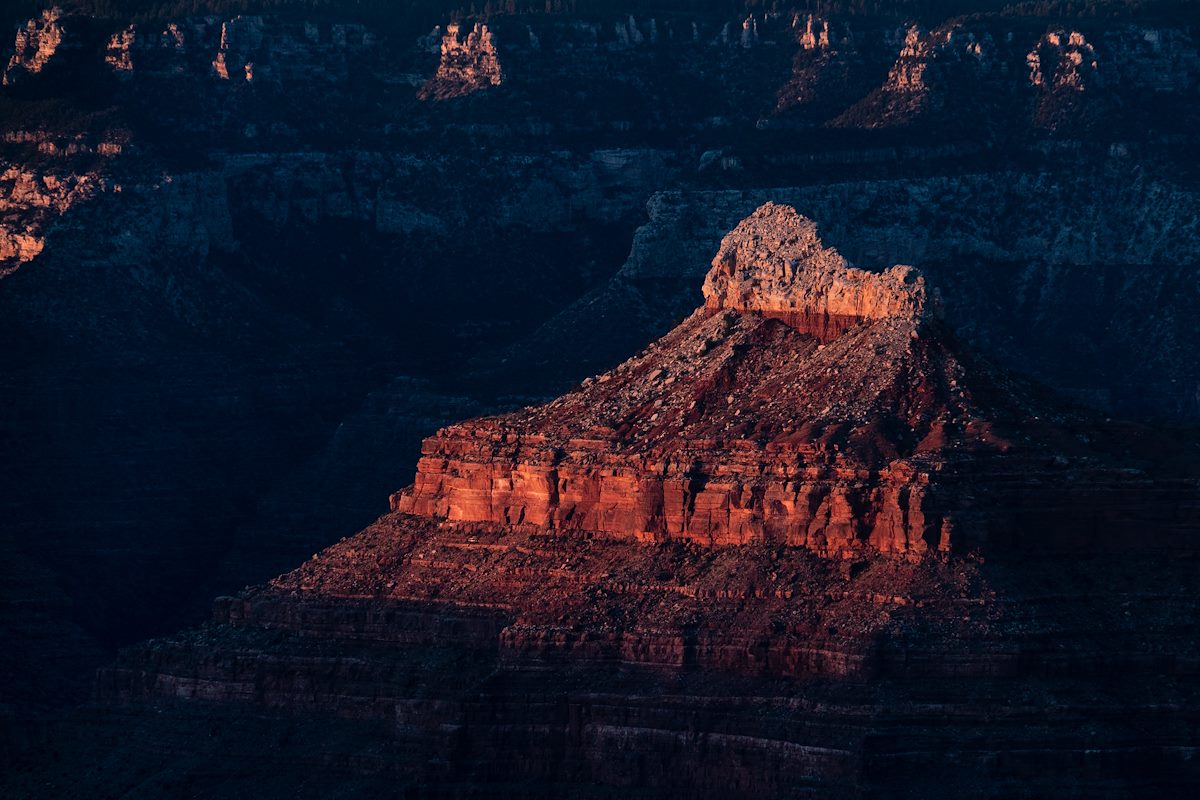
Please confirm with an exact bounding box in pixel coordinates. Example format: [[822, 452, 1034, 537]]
[[0, 165, 109, 276], [418, 21, 503, 100], [1027, 29, 1107, 131], [3, 7, 66, 85], [1, 7, 1194, 127], [0, 8, 1196, 285]]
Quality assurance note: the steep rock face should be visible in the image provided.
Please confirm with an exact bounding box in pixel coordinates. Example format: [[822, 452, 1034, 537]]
[[418, 22, 503, 101], [104, 24, 135, 72], [395, 203, 1192, 559], [701, 203, 931, 332], [3, 7, 66, 85], [395, 320, 959, 557], [395, 206, 959, 556], [816, 20, 1200, 133], [834, 22, 1000, 128], [0, 167, 107, 277], [1028, 29, 1098, 90], [212, 15, 265, 81], [775, 14, 889, 115], [1028, 29, 1106, 132], [502, 176, 1200, 420], [84, 204, 1200, 799], [93, 14, 377, 82]]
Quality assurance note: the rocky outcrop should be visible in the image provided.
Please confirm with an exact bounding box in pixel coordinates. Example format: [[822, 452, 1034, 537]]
[[212, 15, 264, 81], [3, 7, 66, 85], [1028, 29, 1097, 90], [392, 203, 1194, 560], [701, 203, 931, 332], [775, 14, 880, 114], [92, 14, 376, 82], [104, 25, 135, 72], [798, 14, 833, 52], [0, 167, 105, 277], [392, 206, 953, 556], [834, 22, 998, 128], [1028, 29, 1106, 131], [418, 21, 503, 101], [503, 176, 1200, 420], [2, 6, 1200, 797], [816, 20, 1200, 133], [85, 204, 1200, 798]]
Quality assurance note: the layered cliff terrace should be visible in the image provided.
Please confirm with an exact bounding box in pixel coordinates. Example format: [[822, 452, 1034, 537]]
[[388, 204, 1014, 556]]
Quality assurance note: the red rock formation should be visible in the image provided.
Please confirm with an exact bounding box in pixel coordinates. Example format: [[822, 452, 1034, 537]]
[[701, 203, 932, 330], [3, 8, 66, 86], [418, 22, 503, 101], [105, 25, 135, 73], [0, 166, 107, 277], [394, 203, 1173, 559], [86, 201, 1200, 798], [831, 22, 1000, 129], [1028, 29, 1109, 132]]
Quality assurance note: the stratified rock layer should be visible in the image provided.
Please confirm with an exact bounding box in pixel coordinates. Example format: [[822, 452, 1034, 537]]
[[702, 202, 931, 331], [1, 6, 1199, 794], [393, 203, 1190, 559], [82, 201, 1200, 798], [93, 507, 1200, 797]]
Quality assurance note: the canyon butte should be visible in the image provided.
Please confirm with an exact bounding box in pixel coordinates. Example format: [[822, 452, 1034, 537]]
[[33, 203, 1191, 798], [3, 1, 1200, 797]]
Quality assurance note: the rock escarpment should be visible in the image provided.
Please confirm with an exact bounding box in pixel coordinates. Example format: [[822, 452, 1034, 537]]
[[211, 15, 265, 81], [418, 21, 503, 101], [394, 203, 1185, 558], [3, 7, 67, 85], [506, 178, 1200, 420], [86, 203, 1200, 799], [833, 22, 999, 128], [0, 4, 1197, 794], [0, 166, 108, 277], [775, 14, 882, 114], [701, 203, 931, 332], [395, 205, 959, 556], [1028, 29, 1107, 131]]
